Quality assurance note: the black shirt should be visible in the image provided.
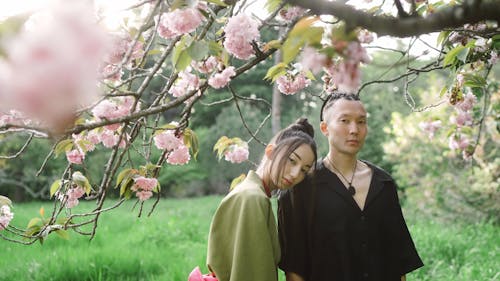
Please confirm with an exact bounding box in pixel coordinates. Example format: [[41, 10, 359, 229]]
[[278, 160, 423, 281]]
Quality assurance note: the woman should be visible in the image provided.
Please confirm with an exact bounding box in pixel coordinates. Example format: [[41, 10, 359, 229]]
[[206, 118, 318, 281]]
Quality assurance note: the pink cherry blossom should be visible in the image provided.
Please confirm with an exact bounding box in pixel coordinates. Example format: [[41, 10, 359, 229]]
[[448, 134, 470, 150], [299, 47, 327, 74], [192, 56, 219, 74], [450, 110, 473, 127], [136, 190, 153, 201], [489, 51, 498, 65], [208, 67, 236, 89], [418, 120, 442, 139], [0, 205, 14, 230], [224, 14, 260, 60], [67, 187, 85, 200], [276, 72, 311, 95], [91, 96, 138, 129], [0, 2, 110, 132], [133, 176, 158, 192], [358, 30, 375, 44], [167, 145, 191, 165], [157, 8, 204, 39], [324, 61, 361, 93], [455, 92, 477, 112], [169, 70, 200, 97], [66, 149, 85, 164], [224, 145, 249, 164], [154, 130, 184, 151], [345, 41, 371, 64], [279, 6, 306, 22]]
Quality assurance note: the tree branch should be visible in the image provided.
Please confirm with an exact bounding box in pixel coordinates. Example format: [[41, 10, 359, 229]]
[[289, 0, 500, 37]]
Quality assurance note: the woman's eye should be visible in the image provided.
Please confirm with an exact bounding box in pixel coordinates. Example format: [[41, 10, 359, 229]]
[[288, 157, 296, 164]]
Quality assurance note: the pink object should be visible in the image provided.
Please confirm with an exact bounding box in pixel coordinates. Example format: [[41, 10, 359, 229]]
[[188, 267, 218, 281]]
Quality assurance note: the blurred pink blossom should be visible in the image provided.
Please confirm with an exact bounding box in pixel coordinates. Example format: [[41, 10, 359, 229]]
[[324, 61, 361, 93], [224, 145, 249, 164], [66, 149, 85, 164], [136, 190, 153, 201], [299, 47, 327, 74], [224, 14, 260, 60], [455, 92, 477, 112], [450, 110, 473, 127], [448, 134, 470, 150], [63, 186, 85, 208], [0, 205, 14, 230], [208, 67, 236, 89], [345, 41, 371, 64], [157, 8, 204, 39], [192, 56, 219, 74], [0, 1, 110, 133], [167, 145, 191, 165], [358, 30, 375, 44], [418, 120, 442, 139], [133, 176, 158, 192], [169, 70, 200, 97], [154, 130, 183, 151], [279, 6, 306, 21], [276, 72, 311, 95]]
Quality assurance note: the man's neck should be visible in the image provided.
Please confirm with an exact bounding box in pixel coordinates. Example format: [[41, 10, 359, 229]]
[[326, 151, 358, 174]]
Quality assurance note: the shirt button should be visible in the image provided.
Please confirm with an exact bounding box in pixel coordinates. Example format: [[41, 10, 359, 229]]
[[360, 215, 366, 221]]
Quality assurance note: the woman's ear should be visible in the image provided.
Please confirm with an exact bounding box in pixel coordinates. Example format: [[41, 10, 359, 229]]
[[265, 144, 274, 158], [320, 121, 329, 136]]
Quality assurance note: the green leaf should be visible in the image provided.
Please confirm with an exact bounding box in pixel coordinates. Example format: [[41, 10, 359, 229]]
[[27, 218, 42, 229], [208, 40, 224, 56], [187, 40, 209, 61], [437, 30, 451, 46], [120, 178, 133, 197], [116, 168, 136, 189], [439, 86, 448, 97], [265, 0, 281, 13], [54, 139, 74, 157], [264, 63, 287, 82], [463, 74, 486, 88], [187, 129, 199, 160], [443, 45, 466, 66], [205, 0, 228, 7], [55, 229, 69, 240], [304, 70, 316, 81], [230, 174, 246, 191], [50, 180, 62, 198], [282, 17, 323, 64]]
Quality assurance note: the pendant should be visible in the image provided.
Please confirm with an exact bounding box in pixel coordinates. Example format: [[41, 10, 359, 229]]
[[348, 185, 356, 196]]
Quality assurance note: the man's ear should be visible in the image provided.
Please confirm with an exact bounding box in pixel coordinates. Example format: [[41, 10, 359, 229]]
[[265, 144, 274, 158], [320, 121, 328, 136]]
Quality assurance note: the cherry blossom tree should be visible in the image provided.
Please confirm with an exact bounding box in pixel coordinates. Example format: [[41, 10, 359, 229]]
[[0, 0, 498, 244]]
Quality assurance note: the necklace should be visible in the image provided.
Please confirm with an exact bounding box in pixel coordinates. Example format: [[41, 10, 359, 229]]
[[326, 156, 357, 196]]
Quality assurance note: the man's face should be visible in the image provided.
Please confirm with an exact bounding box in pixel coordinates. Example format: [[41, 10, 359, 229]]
[[320, 99, 368, 156]]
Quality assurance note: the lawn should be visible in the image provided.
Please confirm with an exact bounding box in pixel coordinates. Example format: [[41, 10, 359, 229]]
[[0, 197, 498, 281]]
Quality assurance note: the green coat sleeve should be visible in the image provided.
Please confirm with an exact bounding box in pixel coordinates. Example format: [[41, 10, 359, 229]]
[[207, 179, 280, 281]]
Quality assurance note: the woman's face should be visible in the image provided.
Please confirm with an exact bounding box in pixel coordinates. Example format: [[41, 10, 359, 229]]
[[272, 143, 315, 190]]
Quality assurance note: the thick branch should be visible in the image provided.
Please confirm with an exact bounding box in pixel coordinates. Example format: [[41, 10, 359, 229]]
[[289, 0, 500, 37]]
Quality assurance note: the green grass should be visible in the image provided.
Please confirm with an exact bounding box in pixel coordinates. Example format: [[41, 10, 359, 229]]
[[1, 197, 499, 281]]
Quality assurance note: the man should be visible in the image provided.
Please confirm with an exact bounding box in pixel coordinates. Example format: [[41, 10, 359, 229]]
[[278, 92, 423, 281]]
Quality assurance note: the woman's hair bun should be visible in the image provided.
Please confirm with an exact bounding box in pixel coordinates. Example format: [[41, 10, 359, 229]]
[[286, 117, 314, 138]]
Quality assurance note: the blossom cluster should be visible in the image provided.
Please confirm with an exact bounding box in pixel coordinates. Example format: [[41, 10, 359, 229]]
[[131, 176, 158, 201], [0, 1, 110, 133], [223, 14, 260, 60], [157, 7, 204, 39], [279, 6, 306, 22], [208, 67, 237, 89], [276, 71, 311, 95], [100, 34, 145, 81], [224, 144, 249, 164], [0, 205, 14, 230], [418, 120, 442, 139], [153, 128, 191, 165]]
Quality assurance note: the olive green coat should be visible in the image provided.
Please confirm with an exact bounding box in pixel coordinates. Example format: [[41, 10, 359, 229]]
[[207, 170, 280, 281]]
